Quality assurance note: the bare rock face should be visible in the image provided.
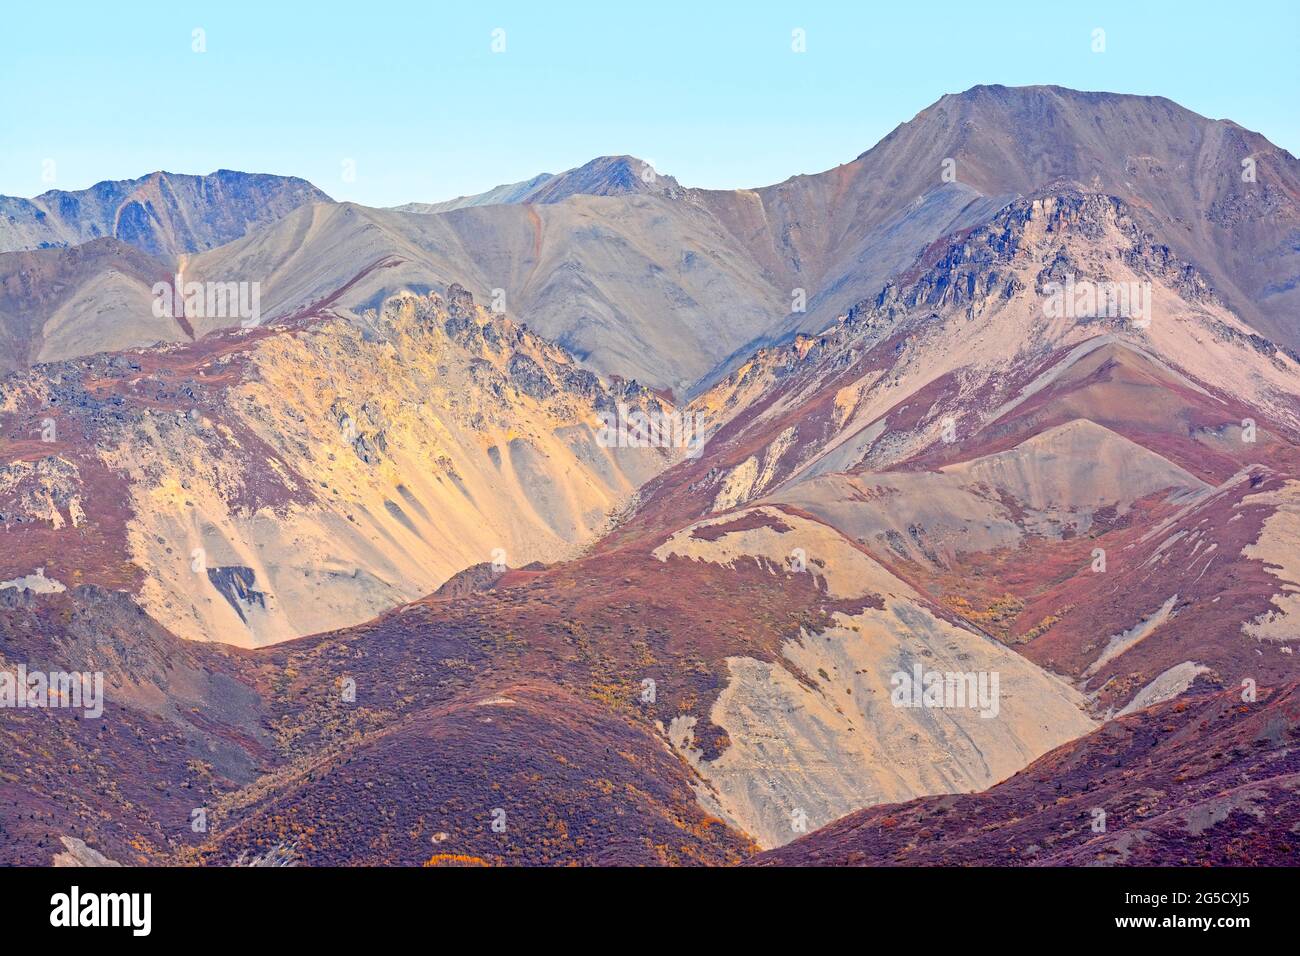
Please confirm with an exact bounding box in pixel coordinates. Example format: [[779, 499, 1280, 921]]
[[0, 169, 331, 257], [0, 287, 683, 647], [52, 837, 123, 867], [432, 561, 506, 599]]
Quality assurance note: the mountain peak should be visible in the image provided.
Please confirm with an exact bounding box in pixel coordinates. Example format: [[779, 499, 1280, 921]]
[[397, 154, 681, 214], [920, 82, 1210, 129], [0, 169, 332, 258], [525, 154, 680, 203]]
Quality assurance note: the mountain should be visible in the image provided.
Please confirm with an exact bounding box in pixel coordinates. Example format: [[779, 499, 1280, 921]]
[[706, 84, 1300, 347], [0, 171, 333, 371], [8, 88, 1297, 394], [627, 188, 1300, 719], [4, 86, 1300, 868], [178, 141, 1001, 390], [393, 155, 682, 214], [0, 169, 332, 258], [179, 195, 786, 392], [523, 154, 685, 204], [12, 180, 1298, 861], [573, 184, 1300, 851], [0, 285, 676, 646]]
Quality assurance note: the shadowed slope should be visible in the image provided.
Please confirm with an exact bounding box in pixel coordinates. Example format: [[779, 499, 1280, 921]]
[[0, 170, 332, 258]]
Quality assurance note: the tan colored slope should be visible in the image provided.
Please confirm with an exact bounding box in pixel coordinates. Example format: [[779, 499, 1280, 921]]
[[1240, 480, 1300, 642], [0, 239, 185, 375], [654, 507, 1095, 848], [100, 292, 676, 646], [186, 197, 789, 391], [38, 269, 182, 364], [772, 420, 1211, 566], [947, 419, 1207, 506]]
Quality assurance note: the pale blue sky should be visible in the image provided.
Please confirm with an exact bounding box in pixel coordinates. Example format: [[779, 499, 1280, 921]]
[[2, 1, 1296, 206]]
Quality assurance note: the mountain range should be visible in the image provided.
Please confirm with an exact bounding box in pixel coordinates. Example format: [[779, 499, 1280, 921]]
[[2, 84, 1299, 867]]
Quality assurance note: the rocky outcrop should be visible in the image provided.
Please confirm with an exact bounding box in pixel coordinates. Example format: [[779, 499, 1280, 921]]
[[0, 287, 685, 646]]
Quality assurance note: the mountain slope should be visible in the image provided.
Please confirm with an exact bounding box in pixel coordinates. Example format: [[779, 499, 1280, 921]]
[[182, 196, 788, 390], [651, 505, 1095, 847], [0, 585, 270, 866], [9, 88, 1296, 392], [752, 682, 1300, 866], [699, 84, 1300, 355], [0, 238, 184, 375], [206, 88, 1300, 391], [0, 169, 332, 258], [9, 179, 1296, 864], [5, 87, 1300, 869], [0, 285, 676, 646], [610, 187, 1300, 724]]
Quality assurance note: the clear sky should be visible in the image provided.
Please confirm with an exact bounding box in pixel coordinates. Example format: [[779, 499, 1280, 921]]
[[3, 1, 1296, 207]]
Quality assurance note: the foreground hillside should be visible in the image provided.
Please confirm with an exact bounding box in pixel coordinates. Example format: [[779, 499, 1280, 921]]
[[752, 683, 1300, 866]]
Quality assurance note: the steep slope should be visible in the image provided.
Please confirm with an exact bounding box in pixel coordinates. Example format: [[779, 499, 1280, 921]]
[[0, 570, 767, 866], [206, 89, 1300, 391], [637, 190, 1300, 529], [182, 150, 1002, 390], [0, 585, 270, 866], [0, 285, 677, 646], [163, 507, 1085, 861], [2, 519, 845, 864], [11, 89, 1296, 391], [184, 196, 787, 389], [610, 188, 1300, 722], [752, 682, 1300, 866], [699, 84, 1300, 355], [0, 238, 186, 375], [0, 170, 332, 257], [189, 682, 755, 867], [652, 505, 1095, 847], [400, 88, 1300, 379], [524, 154, 685, 204], [776, 419, 1211, 565]]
